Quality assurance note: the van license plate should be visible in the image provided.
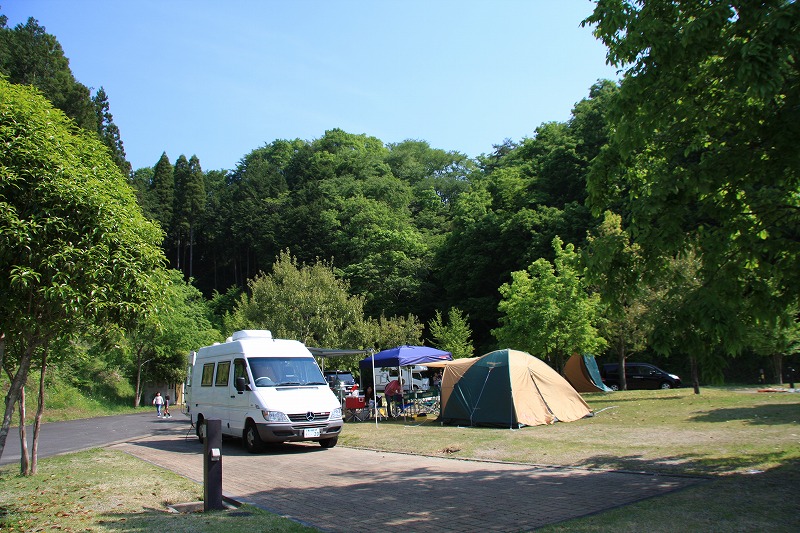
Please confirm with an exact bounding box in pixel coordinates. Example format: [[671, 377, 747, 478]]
[[304, 428, 320, 438]]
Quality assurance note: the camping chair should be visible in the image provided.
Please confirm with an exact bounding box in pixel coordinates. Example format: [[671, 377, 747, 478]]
[[392, 393, 423, 419], [370, 396, 388, 420], [416, 391, 440, 417], [344, 396, 370, 422]]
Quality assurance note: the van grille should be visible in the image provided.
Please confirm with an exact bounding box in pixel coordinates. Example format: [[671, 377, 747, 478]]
[[288, 412, 330, 423], [292, 423, 328, 430]]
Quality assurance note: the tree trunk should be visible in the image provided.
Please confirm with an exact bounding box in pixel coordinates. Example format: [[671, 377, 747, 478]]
[[31, 348, 48, 475], [772, 353, 783, 385], [0, 346, 36, 464], [134, 344, 145, 408], [690, 354, 701, 394], [189, 223, 194, 280], [17, 385, 30, 475], [617, 336, 627, 391]]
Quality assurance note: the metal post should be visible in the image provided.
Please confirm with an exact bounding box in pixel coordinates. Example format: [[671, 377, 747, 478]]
[[203, 419, 224, 511]]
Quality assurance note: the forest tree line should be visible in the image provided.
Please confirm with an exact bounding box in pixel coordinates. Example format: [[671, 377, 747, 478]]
[[2, 1, 799, 470]]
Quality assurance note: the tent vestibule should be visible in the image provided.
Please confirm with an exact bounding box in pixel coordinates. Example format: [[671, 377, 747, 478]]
[[563, 353, 612, 393]]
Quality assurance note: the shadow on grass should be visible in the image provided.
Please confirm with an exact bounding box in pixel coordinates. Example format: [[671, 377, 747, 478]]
[[93, 504, 313, 533], [576, 450, 794, 476], [539, 459, 800, 532], [586, 393, 688, 404], [689, 403, 800, 425]]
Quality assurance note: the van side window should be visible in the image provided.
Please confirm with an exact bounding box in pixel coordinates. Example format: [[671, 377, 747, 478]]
[[201, 363, 215, 386], [233, 359, 247, 384], [215, 361, 231, 386]]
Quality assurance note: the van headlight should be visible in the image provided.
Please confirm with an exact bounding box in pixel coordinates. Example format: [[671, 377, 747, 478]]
[[331, 407, 342, 419], [262, 410, 290, 423]]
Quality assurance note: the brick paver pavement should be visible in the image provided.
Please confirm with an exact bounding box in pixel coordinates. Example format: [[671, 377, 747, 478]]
[[113, 427, 705, 532]]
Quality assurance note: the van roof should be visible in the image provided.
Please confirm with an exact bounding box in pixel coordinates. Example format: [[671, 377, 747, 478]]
[[197, 335, 309, 359], [229, 329, 273, 341]]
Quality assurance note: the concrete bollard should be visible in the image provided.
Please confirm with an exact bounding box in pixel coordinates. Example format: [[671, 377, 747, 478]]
[[203, 419, 224, 511]]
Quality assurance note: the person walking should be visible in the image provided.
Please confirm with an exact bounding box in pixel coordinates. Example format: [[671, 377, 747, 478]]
[[153, 392, 165, 418], [163, 395, 172, 418]]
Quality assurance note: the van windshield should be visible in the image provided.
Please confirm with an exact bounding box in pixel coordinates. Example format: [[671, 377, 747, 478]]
[[248, 357, 327, 387]]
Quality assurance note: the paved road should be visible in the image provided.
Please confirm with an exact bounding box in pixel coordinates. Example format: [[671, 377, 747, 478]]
[[114, 420, 705, 531], [0, 411, 188, 466], [2, 413, 706, 531]]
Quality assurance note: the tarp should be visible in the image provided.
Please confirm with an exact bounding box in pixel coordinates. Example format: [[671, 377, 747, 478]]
[[358, 345, 452, 372], [309, 347, 370, 358], [308, 347, 370, 374], [440, 349, 592, 428], [563, 354, 613, 393]]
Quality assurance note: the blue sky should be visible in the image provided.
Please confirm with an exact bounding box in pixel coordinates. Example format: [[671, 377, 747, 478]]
[[4, 1, 620, 172]]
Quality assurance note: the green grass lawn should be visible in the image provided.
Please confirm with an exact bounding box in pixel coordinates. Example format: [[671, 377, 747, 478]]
[[0, 449, 314, 533], [1, 386, 798, 531], [341, 386, 800, 532], [340, 387, 800, 476]]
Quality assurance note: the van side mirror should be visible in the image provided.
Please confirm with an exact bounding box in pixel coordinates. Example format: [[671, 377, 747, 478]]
[[235, 376, 247, 393]]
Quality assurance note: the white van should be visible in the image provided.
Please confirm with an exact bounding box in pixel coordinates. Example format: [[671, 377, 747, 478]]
[[186, 330, 343, 452]]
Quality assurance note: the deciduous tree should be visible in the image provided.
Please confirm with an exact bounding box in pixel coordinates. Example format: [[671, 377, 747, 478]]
[[225, 250, 368, 350], [584, 211, 650, 389], [126, 270, 220, 406], [493, 237, 606, 371], [585, 1, 800, 353], [0, 80, 167, 467], [428, 308, 473, 359]]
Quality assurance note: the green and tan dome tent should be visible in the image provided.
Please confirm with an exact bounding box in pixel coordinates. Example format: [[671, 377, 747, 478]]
[[438, 349, 592, 428]]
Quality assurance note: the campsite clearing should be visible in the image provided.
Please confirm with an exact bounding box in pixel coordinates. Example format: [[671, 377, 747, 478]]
[[340, 387, 799, 476], [0, 387, 796, 531], [341, 386, 799, 531]]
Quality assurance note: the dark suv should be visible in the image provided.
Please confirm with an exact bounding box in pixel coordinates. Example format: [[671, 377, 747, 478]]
[[324, 370, 356, 390], [601, 363, 681, 390]]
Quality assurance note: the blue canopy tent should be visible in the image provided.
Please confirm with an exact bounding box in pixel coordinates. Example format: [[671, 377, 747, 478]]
[[359, 345, 453, 371], [359, 346, 452, 424]]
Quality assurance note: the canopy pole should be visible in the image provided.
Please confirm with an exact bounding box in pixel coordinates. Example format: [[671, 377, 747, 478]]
[[372, 350, 378, 427], [399, 364, 403, 421]]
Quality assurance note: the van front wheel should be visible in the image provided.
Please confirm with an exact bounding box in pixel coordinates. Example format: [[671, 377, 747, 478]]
[[319, 436, 338, 448], [244, 421, 265, 453], [196, 417, 206, 443]]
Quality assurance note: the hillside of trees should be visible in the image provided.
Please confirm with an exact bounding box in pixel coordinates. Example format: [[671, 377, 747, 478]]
[[1, 2, 799, 470]]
